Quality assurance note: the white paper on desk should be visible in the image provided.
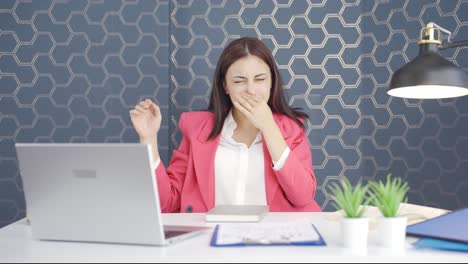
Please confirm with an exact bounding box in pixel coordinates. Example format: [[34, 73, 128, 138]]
[[216, 221, 320, 245]]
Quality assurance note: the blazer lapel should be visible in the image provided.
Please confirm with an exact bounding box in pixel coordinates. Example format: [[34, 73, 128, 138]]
[[191, 118, 220, 210]]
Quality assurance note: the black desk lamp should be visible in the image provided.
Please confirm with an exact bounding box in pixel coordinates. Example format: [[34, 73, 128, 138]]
[[388, 23, 468, 99]]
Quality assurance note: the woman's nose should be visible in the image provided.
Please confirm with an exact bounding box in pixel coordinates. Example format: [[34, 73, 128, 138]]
[[246, 84, 257, 95]]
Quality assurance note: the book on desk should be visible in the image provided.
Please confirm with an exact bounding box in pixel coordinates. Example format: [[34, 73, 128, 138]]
[[205, 205, 269, 222], [406, 208, 468, 244], [407, 208, 468, 252]]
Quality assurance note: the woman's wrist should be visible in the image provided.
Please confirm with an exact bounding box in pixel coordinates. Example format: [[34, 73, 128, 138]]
[[261, 120, 288, 162], [140, 136, 160, 162], [259, 119, 278, 134], [140, 135, 157, 144]]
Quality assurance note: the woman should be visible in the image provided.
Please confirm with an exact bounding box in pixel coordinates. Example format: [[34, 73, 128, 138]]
[[130, 37, 320, 213]]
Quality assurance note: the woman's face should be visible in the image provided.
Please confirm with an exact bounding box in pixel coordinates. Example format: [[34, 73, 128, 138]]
[[224, 55, 272, 104]]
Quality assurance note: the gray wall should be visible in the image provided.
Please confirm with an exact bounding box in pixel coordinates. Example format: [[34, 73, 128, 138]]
[[1, 0, 467, 227]]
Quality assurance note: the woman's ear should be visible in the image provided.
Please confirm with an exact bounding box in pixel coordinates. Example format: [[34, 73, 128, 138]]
[[223, 80, 228, 94]]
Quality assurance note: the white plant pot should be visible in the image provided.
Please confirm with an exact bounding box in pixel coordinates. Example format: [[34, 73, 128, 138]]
[[341, 217, 369, 249], [377, 216, 407, 249]]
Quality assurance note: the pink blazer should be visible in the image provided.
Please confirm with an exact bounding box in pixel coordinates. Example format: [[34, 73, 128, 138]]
[[155, 111, 321, 213]]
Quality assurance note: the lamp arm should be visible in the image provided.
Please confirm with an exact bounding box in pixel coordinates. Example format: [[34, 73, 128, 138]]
[[426, 22, 468, 50], [440, 40, 468, 50]]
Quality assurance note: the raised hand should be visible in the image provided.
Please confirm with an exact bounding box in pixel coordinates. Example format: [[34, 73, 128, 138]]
[[130, 99, 162, 140]]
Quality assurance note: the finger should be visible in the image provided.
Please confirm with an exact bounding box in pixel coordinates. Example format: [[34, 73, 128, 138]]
[[144, 99, 155, 108], [135, 105, 147, 113], [134, 108, 145, 115], [153, 103, 161, 116], [242, 94, 258, 106], [241, 92, 256, 99], [129, 110, 139, 117], [238, 93, 254, 105], [149, 100, 159, 110], [238, 96, 254, 110], [139, 101, 151, 109], [130, 110, 143, 119], [250, 95, 262, 103], [233, 101, 252, 118], [147, 101, 160, 116]]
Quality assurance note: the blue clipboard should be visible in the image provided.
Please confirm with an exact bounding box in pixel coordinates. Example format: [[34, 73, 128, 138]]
[[406, 208, 468, 244], [210, 224, 327, 247]]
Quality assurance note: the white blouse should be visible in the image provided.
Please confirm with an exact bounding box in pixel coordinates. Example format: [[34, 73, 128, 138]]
[[153, 111, 290, 206], [214, 111, 290, 206]]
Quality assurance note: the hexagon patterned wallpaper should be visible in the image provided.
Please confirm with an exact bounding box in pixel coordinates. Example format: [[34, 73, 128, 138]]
[[1, 0, 468, 228]]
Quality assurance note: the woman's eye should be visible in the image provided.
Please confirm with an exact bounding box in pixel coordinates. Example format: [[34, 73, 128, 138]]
[[234, 81, 244, 84], [256, 79, 266, 81]]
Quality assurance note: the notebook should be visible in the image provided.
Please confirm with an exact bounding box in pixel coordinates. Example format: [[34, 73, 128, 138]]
[[205, 205, 269, 222], [210, 221, 327, 247], [406, 208, 468, 244]]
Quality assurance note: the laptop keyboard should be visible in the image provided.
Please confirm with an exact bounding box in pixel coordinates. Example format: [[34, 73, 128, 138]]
[[164, 230, 189, 239]]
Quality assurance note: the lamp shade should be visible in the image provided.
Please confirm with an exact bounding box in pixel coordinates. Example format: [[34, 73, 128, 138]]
[[388, 44, 468, 99]]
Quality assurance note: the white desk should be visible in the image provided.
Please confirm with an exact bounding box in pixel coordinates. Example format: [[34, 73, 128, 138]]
[[0, 213, 466, 263]]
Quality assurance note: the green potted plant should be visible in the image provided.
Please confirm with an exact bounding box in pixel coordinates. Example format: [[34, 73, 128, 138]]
[[329, 178, 371, 250], [369, 173, 410, 249]]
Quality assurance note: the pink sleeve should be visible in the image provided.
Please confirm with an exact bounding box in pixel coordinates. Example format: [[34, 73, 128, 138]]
[[154, 114, 189, 213], [274, 128, 317, 208]]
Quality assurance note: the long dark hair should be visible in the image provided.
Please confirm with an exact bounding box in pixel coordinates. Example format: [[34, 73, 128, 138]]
[[208, 37, 308, 140]]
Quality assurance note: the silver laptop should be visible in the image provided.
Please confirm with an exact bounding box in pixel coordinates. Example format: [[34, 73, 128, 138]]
[[15, 143, 209, 246]]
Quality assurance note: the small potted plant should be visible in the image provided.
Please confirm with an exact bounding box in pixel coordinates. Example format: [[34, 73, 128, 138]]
[[369, 173, 410, 249], [329, 178, 371, 250]]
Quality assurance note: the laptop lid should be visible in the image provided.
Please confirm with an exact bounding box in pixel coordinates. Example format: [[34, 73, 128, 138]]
[[16, 143, 170, 246]]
